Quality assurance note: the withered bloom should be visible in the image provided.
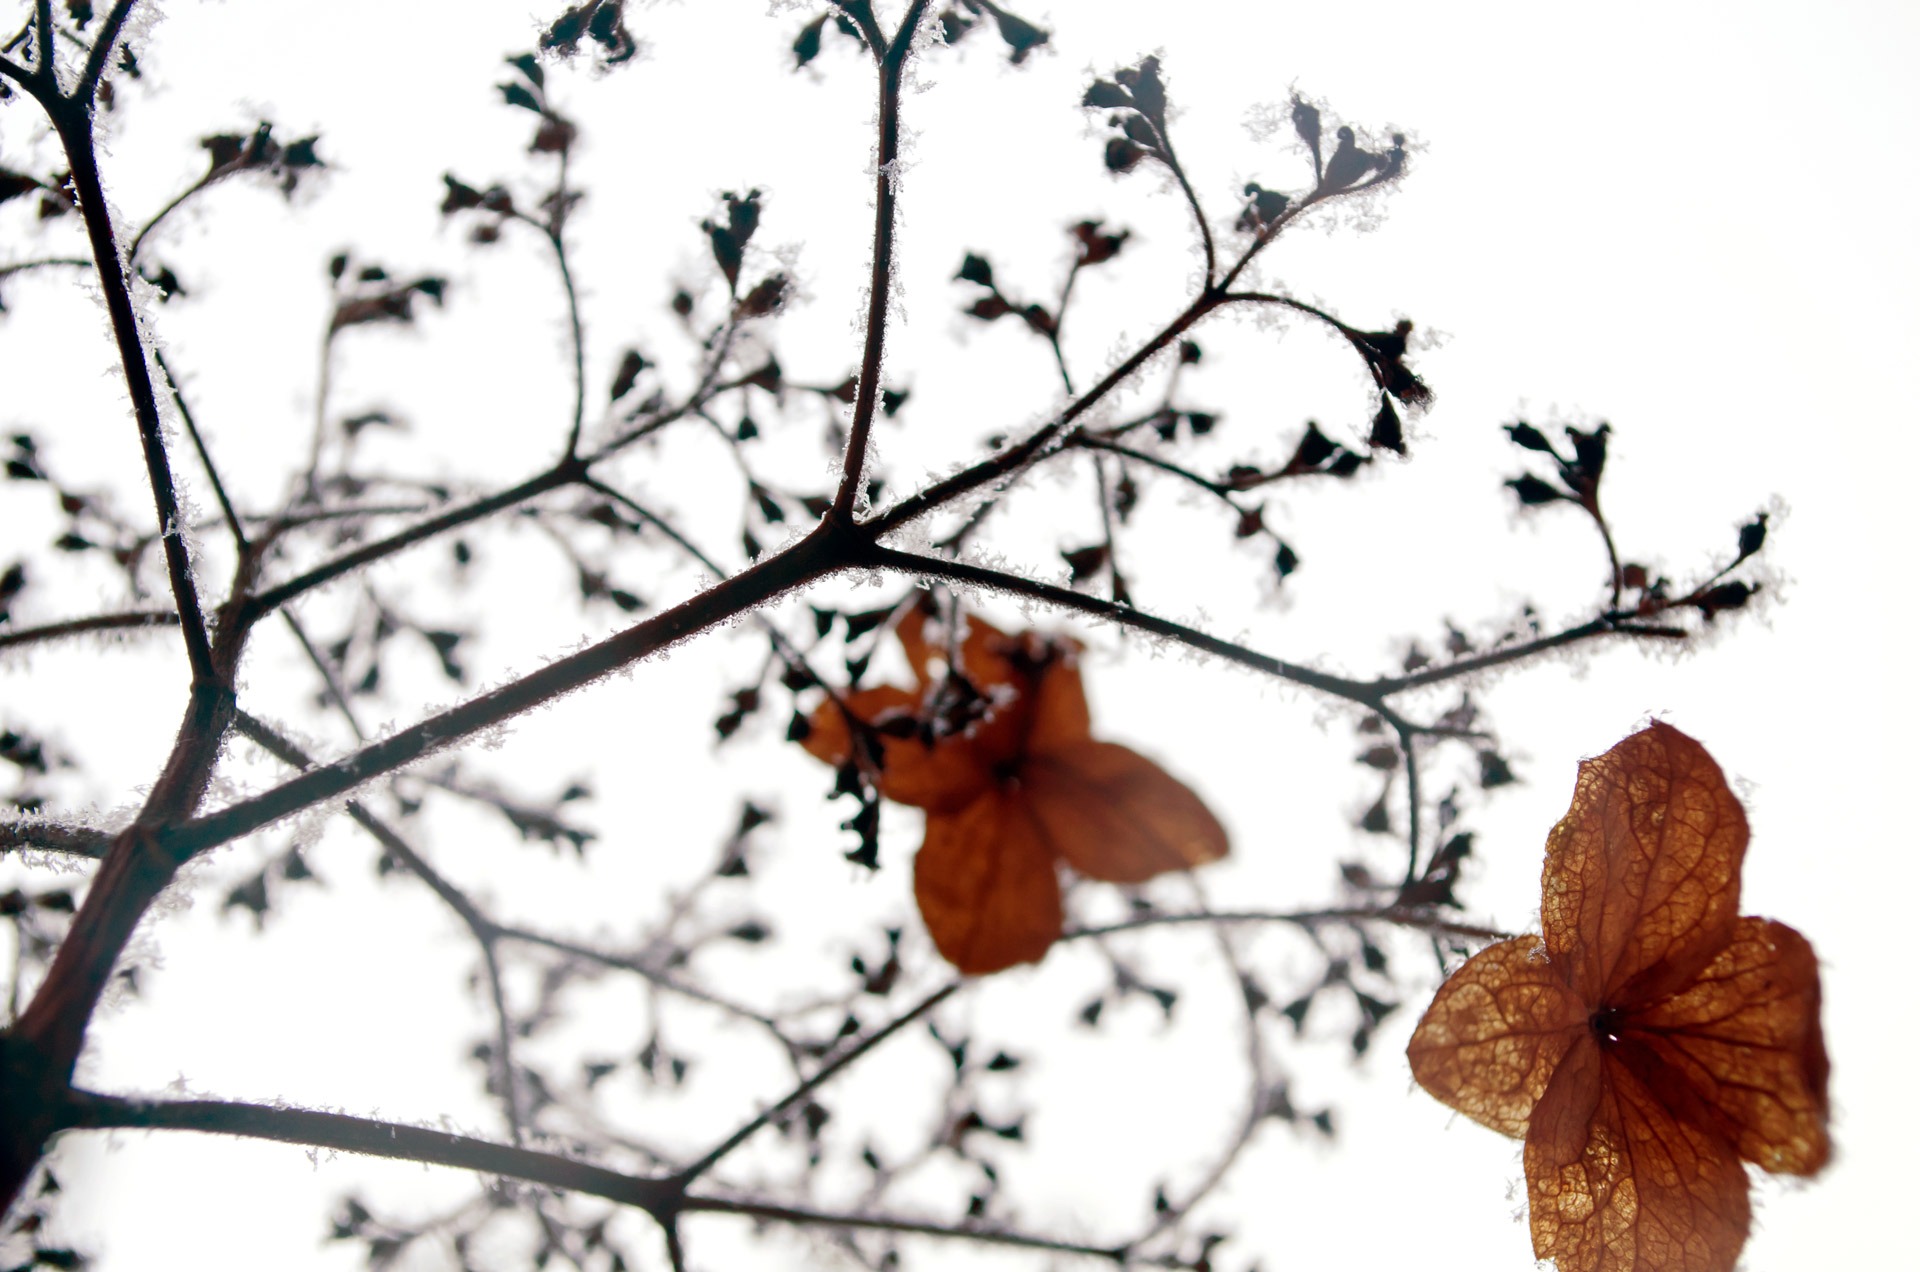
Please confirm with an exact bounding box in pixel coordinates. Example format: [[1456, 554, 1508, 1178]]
[[1408, 722, 1829, 1272], [804, 605, 1227, 975]]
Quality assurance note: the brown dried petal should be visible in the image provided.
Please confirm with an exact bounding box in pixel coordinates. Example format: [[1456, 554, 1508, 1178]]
[[1525, 1035, 1750, 1272], [1020, 740, 1229, 884], [1541, 723, 1748, 1006], [803, 686, 991, 812], [895, 604, 1019, 693], [1627, 917, 1830, 1175], [914, 788, 1063, 974], [1407, 937, 1585, 1137], [1022, 654, 1092, 754]]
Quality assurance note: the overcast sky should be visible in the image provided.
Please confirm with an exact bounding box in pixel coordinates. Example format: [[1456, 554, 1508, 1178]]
[[2, 2, 1915, 1269]]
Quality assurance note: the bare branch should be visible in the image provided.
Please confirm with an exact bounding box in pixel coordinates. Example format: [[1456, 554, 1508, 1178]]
[[155, 349, 247, 552], [1065, 906, 1516, 945], [675, 981, 957, 1185], [0, 820, 109, 859], [173, 525, 848, 860], [240, 463, 581, 624], [50, 103, 218, 685], [676, 1196, 1132, 1264], [0, 256, 92, 282], [863, 542, 1374, 703], [830, 0, 932, 522], [0, 610, 179, 651], [62, 1089, 679, 1215], [1374, 615, 1687, 695], [871, 291, 1217, 535], [76, 0, 138, 99]]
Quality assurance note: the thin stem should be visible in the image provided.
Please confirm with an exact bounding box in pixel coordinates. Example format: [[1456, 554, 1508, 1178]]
[[257, 501, 434, 533], [1213, 184, 1326, 295], [125, 176, 212, 270], [662, 1222, 688, 1272], [872, 291, 1216, 535], [584, 367, 753, 460], [31, 0, 53, 86], [53, 103, 217, 685], [0, 256, 91, 281], [65, 1089, 1142, 1261], [1048, 260, 1080, 397], [1143, 119, 1214, 285], [830, 0, 930, 522], [1397, 722, 1422, 888], [549, 221, 588, 458], [675, 1197, 1130, 1264], [279, 610, 366, 739], [76, 0, 136, 98], [1585, 497, 1625, 609], [675, 981, 957, 1185], [302, 327, 337, 505], [0, 820, 109, 859], [864, 543, 1373, 703], [169, 522, 847, 860], [1215, 289, 1354, 340], [1125, 878, 1262, 1253], [245, 372, 750, 627], [1374, 615, 1685, 695], [477, 939, 528, 1145], [7, 925, 20, 1019], [1091, 452, 1124, 602], [582, 478, 727, 579], [1065, 906, 1516, 944], [580, 475, 842, 737], [241, 462, 579, 624], [62, 1091, 679, 1216], [155, 349, 247, 551], [1074, 436, 1248, 511], [233, 710, 531, 1140], [829, 0, 885, 58], [0, 609, 177, 650], [491, 923, 784, 1035]]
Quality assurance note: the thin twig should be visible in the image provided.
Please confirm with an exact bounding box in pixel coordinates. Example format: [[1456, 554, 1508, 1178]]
[[65, 1089, 1143, 1261], [0, 820, 109, 859], [830, 0, 931, 522], [241, 462, 581, 624], [1397, 721, 1422, 888], [675, 981, 958, 1185], [1123, 877, 1264, 1254], [1142, 116, 1215, 285], [548, 219, 589, 458], [52, 99, 218, 684], [232, 711, 532, 1140], [125, 175, 214, 269], [76, 0, 137, 98], [872, 289, 1217, 534], [0, 610, 178, 651], [676, 1196, 1131, 1264], [1064, 906, 1516, 944], [30, 0, 54, 86], [155, 349, 248, 552], [279, 610, 367, 740], [863, 543, 1373, 702], [0, 256, 91, 281], [490, 923, 785, 1034], [1375, 615, 1685, 695], [62, 1090, 678, 1215]]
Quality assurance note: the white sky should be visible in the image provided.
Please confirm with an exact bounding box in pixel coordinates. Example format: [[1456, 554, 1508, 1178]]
[[1, 1, 1915, 1269]]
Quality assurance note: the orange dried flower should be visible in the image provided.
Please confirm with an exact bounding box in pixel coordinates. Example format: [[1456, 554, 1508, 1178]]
[[803, 604, 1228, 975], [1407, 722, 1829, 1272]]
